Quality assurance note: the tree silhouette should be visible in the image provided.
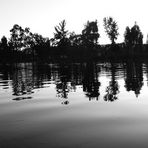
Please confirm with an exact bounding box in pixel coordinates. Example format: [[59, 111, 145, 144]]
[[23, 28, 34, 48], [9, 24, 33, 50], [32, 33, 46, 46], [53, 20, 70, 47], [124, 26, 132, 46], [103, 17, 119, 44], [28, 33, 50, 57], [9, 24, 23, 50], [69, 32, 82, 47], [0, 36, 8, 50], [9, 24, 49, 57], [81, 20, 100, 47], [124, 22, 143, 46], [0, 36, 9, 58]]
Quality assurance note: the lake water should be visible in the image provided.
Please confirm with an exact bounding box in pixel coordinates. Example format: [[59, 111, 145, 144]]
[[1, 60, 148, 148]]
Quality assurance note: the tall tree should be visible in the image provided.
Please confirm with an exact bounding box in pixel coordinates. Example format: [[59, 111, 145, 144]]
[[9, 24, 33, 50], [124, 22, 143, 46], [124, 26, 132, 46], [53, 20, 69, 47], [81, 20, 100, 47], [9, 24, 24, 50], [103, 17, 119, 44]]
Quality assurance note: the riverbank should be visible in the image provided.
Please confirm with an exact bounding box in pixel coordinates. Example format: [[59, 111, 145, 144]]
[[1, 44, 148, 63]]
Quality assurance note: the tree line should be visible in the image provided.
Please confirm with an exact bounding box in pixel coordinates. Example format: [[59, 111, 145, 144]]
[[0, 17, 146, 61]]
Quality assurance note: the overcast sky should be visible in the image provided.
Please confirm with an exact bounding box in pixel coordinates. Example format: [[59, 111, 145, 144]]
[[0, 0, 148, 44]]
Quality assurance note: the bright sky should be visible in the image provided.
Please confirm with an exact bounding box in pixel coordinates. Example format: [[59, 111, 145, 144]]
[[0, 0, 148, 44]]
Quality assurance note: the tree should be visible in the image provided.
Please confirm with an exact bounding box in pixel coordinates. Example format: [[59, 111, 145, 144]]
[[0, 36, 8, 49], [124, 22, 143, 46], [9, 24, 33, 50], [9, 24, 24, 50], [31, 33, 49, 56], [81, 20, 100, 47], [69, 32, 82, 47], [103, 17, 119, 44], [0, 36, 9, 57], [53, 20, 69, 47], [32, 33, 46, 46], [23, 28, 34, 48], [124, 26, 131, 46]]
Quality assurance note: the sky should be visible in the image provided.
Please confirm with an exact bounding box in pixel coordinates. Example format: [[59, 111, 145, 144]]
[[0, 0, 148, 44]]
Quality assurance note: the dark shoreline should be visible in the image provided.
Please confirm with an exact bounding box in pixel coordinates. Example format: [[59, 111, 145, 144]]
[[1, 44, 148, 63]]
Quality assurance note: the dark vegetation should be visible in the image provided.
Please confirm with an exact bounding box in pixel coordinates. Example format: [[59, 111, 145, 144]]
[[0, 17, 148, 62]]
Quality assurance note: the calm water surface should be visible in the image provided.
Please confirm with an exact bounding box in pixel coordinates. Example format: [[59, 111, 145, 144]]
[[1, 61, 148, 148]]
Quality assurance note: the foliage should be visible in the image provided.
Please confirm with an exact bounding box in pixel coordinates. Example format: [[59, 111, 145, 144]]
[[53, 20, 70, 47], [124, 27, 131, 45], [9, 24, 33, 50], [81, 20, 100, 47], [103, 17, 119, 44], [9, 24, 49, 57], [69, 32, 82, 47], [32, 33, 47, 46], [124, 22, 143, 46], [0, 18, 147, 61], [0, 36, 8, 49]]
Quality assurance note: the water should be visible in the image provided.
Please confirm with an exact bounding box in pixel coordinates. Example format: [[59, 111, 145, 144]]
[[0, 61, 148, 148]]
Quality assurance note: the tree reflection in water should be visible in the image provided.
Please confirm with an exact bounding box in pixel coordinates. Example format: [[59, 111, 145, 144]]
[[104, 62, 119, 102], [124, 60, 143, 97], [82, 62, 101, 101], [104, 81, 119, 102], [55, 62, 71, 105], [12, 63, 34, 96], [0, 60, 146, 104]]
